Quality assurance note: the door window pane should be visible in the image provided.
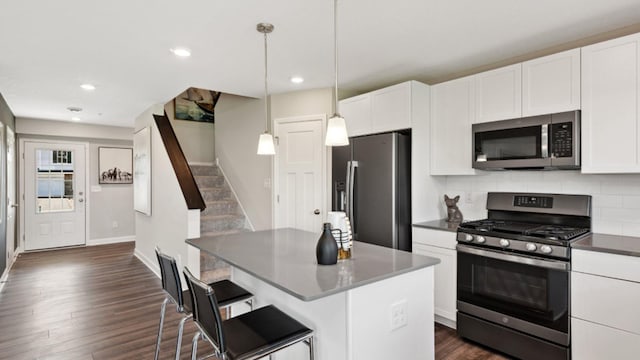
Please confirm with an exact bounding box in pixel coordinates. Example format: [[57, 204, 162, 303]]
[[36, 149, 75, 213]]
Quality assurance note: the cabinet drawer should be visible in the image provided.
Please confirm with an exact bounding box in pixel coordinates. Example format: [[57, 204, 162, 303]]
[[572, 249, 640, 282], [571, 271, 640, 334], [412, 227, 456, 250], [572, 318, 640, 360]]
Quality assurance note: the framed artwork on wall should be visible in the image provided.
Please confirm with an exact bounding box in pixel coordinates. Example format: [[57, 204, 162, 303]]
[[98, 147, 133, 184], [174, 87, 221, 123], [133, 126, 151, 216]]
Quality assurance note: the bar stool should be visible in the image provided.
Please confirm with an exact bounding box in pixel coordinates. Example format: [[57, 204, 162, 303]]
[[154, 247, 254, 360], [183, 267, 314, 360]]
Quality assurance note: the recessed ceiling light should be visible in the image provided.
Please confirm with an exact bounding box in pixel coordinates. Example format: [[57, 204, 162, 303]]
[[67, 106, 83, 112], [170, 47, 191, 57], [71, 116, 81, 121], [80, 83, 96, 91], [290, 76, 304, 84]]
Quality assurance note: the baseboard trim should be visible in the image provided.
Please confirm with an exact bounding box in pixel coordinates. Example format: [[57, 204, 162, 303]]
[[134, 248, 161, 279], [0, 250, 21, 294], [87, 236, 136, 246], [435, 315, 457, 329]]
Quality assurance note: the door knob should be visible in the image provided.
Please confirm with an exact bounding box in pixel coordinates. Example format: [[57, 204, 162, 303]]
[[79, 199, 84, 203], [10, 204, 18, 208], [313, 209, 320, 215]]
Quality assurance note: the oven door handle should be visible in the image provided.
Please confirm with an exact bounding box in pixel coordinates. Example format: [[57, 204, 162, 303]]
[[456, 244, 569, 271]]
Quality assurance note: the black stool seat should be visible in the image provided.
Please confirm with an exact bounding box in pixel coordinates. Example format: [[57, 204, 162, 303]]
[[210, 279, 253, 308], [223, 305, 313, 360]]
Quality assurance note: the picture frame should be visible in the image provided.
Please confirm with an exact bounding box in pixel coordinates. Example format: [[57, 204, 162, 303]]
[[174, 87, 221, 123], [98, 147, 133, 184], [133, 127, 151, 216]]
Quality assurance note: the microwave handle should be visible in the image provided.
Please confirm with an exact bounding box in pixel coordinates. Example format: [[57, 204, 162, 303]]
[[541, 124, 549, 158]]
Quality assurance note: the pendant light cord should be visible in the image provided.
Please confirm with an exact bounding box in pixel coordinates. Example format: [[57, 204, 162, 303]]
[[264, 31, 269, 133], [333, 0, 340, 117]]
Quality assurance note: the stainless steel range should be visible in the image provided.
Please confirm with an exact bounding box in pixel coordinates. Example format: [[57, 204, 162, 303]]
[[456, 192, 592, 360]]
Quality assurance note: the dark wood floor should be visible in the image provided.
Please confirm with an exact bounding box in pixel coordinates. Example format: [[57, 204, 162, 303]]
[[0, 243, 505, 359]]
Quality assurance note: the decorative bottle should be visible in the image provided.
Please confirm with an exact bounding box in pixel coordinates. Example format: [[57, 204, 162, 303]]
[[316, 223, 338, 265]]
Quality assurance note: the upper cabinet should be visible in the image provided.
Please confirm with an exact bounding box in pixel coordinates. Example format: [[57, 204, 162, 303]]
[[474, 64, 522, 123], [340, 81, 426, 137], [581, 33, 640, 173], [522, 49, 581, 116], [430, 76, 477, 175]]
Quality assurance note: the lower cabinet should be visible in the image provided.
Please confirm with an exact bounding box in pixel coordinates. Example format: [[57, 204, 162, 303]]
[[412, 227, 457, 328], [571, 249, 640, 359]]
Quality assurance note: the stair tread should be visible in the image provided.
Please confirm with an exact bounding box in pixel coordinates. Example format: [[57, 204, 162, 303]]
[[200, 214, 245, 220], [200, 229, 251, 237]]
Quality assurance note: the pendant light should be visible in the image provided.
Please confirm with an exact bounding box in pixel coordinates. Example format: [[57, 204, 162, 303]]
[[257, 23, 276, 155], [325, 0, 349, 146]]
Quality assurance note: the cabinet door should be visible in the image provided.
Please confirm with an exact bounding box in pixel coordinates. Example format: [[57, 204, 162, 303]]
[[371, 82, 412, 133], [475, 64, 522, 123], [522, 49, 581, 116], [413, 243, 457, 324], [581, 33, 640, 173], [340, 94, 371, 137], [572, 318, 640, 360], [430, 76, 476, 175]]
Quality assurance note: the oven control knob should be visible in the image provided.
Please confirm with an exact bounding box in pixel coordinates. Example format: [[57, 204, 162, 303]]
[[499, 239, 510, 247], [461, 234, 474, 242], [475, 236, 486, 244], [540, 245, 553, 254], [525, 243, 537, 252]]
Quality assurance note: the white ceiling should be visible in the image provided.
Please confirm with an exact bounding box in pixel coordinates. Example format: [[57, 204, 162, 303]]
[[1, 0, 640, 128]]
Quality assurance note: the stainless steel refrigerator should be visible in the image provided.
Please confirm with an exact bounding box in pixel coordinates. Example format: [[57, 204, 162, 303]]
[[331, 131, 411, 251]]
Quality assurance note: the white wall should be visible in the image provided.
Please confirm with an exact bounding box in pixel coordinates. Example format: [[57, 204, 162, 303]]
[[164, 100, 215, 165], [15, 118, 135, 244], [215, 88, 334, 230], [442, 171, 640, 237], [134, 104, 192, 275], [215, 94, 272, 230]]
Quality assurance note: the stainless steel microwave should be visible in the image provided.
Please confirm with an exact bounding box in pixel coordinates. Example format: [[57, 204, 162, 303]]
[[472, 110, 580, 170]]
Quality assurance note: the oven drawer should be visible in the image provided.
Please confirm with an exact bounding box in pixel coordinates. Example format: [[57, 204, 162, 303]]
[[571, 271, 640, 335], [572, 318, 640, 360]]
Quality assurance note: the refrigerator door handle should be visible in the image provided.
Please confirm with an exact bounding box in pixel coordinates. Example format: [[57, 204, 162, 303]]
[[347, 161, 358, 235], [345, 161, 352, 217]]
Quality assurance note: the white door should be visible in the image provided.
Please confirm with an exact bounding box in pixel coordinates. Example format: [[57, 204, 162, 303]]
[[6, 128, 16, 261], [274, 116, 325, 233], [24, 142, 86, 250]]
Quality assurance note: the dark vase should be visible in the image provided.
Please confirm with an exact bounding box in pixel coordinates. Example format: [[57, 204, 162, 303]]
[[316, 223, 338, 265]]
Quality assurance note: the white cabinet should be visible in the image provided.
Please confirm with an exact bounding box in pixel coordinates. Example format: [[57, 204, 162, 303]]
[[340, 93, 371, 137], [339, 81, 427, 137], [581, 33, 640, 173], [474, 64, 522, 123], [571, 249, 640, 359], [522, 49, 581, 116], [430, 76, 476, 175], [412, 227, 457, 328]]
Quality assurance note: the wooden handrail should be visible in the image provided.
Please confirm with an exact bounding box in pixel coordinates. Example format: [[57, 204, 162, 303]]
[[153, 113, 206, 211]]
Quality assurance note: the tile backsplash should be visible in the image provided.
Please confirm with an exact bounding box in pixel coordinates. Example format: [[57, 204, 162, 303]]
[[442, 170, 640, 237]]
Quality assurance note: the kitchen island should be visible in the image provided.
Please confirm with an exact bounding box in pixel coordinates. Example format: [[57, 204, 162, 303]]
[[186, 228, 440, 360]]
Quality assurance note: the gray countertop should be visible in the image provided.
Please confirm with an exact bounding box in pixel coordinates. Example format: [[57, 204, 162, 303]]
[[187, 228, 440, 301], [572, 233, 640, 257], [413, 219, 459, 232]]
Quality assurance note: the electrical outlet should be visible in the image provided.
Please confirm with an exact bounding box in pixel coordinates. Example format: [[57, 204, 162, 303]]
[[390, 300, 408, 331], [465, 192, 473, 204], [112, 221, 118, 229]]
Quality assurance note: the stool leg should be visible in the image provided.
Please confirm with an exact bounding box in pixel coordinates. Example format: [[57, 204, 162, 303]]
[[155, 297, 170, 360], [308, 336, 315, 360], [191, 331, 200, 360], [175, 313, 192, 360]]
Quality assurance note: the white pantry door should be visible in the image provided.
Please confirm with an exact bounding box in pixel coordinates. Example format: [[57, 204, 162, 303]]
[[6, 128, 16, 261], [24, 142, 86, 250], [274, 116, 325, 233]]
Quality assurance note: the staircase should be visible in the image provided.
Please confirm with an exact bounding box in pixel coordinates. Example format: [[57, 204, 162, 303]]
[[191, 164, 248, 282]]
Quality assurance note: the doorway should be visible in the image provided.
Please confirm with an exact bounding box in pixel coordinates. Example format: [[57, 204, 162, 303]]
[[6, 128, 15, 264], [22, 141, 87, 250], [273, 115, 327, 233]]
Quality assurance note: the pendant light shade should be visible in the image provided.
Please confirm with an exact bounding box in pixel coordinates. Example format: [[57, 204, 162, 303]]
[[325, 115, 349, 146], [325, 0, 349, 147], [257, 132, 276, 155], [256, 23, 276, 155]]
